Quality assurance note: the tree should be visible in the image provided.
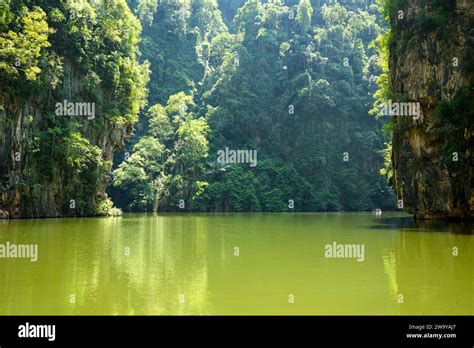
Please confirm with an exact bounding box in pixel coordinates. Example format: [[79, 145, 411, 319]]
[[113, 92, 209, 211], [0, 6, 53, 81], [296, 0, 313, 35]]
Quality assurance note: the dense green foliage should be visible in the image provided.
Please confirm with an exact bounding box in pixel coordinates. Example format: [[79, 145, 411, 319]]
[[112, 0, 396, 212], [0, 0, 397, 215], [113, 91, 209, 211]]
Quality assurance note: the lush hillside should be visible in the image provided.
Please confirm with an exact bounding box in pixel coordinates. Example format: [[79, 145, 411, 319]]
[[111, 0, 396, 212]]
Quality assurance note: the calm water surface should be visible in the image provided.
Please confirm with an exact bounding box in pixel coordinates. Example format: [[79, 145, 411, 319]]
[[0, 212, 472, 315]]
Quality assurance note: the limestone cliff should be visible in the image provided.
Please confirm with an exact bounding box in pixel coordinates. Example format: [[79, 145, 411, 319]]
[[388, 0, 473, 219], [0, 1, 148, 218], [0, 63, 132, 218]]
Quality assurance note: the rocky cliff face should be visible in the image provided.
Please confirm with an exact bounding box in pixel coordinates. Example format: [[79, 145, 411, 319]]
[[0, 62, 132, 218], [0, 1, 148, 218], [389, 0, 473, 219]]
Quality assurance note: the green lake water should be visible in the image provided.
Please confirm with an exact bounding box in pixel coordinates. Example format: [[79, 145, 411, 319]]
[[0, 212, 472, 315]]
